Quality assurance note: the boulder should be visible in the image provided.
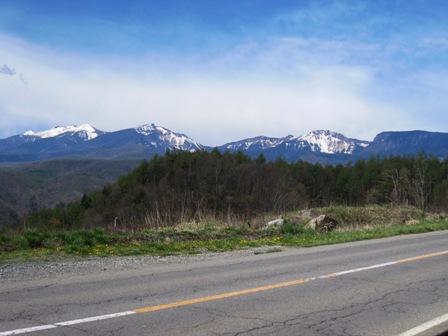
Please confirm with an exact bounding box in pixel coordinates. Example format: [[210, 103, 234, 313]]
[[266, 218, 284, 227], [300, 209, 318, 220], [305, 215, 338, 233], [405, 219, 420, 226], [287, 209, 317, 225]]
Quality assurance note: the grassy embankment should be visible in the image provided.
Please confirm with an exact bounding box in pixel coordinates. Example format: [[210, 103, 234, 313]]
[[1, 205, 447, 264]]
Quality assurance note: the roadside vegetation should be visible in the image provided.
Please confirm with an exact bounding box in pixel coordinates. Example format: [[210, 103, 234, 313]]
[[1, 205, 447, 263], [1, 150, 448, 263]]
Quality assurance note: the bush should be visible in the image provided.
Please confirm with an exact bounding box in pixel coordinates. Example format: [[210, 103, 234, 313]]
[[23, 230, 47, 248], [66, 228, 109, 248], [280, 223, 305, 234]]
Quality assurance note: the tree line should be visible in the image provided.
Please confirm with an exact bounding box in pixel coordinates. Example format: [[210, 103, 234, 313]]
[[23, 150, 448, 230]]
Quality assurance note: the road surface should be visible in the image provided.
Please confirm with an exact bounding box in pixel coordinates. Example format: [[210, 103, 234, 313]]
[[1, 231, 448, 335]]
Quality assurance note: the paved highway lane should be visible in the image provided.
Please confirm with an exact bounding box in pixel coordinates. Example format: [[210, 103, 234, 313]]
[[1, 231, 448, 335]]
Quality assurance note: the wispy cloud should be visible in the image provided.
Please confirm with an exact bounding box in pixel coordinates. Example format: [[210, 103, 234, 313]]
[[0, 64, 16, 76]]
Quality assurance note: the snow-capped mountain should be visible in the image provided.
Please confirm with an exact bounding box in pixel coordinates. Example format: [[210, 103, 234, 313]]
[[220, 136, 285, 152], [218, 129, 448, 164], [134, 124, 203, 152], [1, 124, 448, 164], [23, 124, 103, 140], [220, 130, 368, 156], [0, 124, 105, 151], [296, 130, 369, 154], [218, 130, 371, 163], [84, 124, 204, 159], [0, 123, 203, 162]]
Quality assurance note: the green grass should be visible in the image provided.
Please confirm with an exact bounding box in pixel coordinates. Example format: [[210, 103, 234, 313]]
[[1, 207, 448, 264]]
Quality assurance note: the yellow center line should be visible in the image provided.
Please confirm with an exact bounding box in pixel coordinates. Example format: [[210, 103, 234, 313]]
[[133, 278, 310, 313], [133, 249, 448, 314], [395, 250, 448, 263]]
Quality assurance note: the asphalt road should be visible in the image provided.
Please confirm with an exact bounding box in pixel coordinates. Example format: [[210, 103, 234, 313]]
[[1, 231, 448, 335]]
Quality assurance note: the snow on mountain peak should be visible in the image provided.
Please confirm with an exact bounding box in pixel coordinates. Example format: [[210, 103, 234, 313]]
[[136, 123, 173, 137], [223, 136, 284, 151], [135, 123, 157, 134], [221, 130, 369, 155], [299, 130, 359, 154], [135, 123, 202, 151], [23, 124, 100, 140]]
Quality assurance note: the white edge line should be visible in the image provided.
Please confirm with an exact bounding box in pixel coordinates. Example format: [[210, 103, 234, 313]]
[[0, 311, 135, 336], [0, 325, 57, 335], [397, 312, 448, 336], [333, 261, 398, 276], [55, 311, 135, 326]]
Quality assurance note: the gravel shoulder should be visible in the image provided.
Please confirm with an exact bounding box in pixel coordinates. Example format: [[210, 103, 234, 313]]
[[0, 246, 286, 286]]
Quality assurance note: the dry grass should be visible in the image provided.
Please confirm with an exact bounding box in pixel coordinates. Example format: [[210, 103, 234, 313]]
[[284, 205, 441, 231]]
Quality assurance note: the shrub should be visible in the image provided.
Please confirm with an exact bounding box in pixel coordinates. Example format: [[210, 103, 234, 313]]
[[280, 223, 305, 234], [23, 230, 47, 248]]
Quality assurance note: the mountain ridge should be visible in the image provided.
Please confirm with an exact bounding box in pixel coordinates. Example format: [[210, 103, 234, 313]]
[[1, 124, 447, 164]]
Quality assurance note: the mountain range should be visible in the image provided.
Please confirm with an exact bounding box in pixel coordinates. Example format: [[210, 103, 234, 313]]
[[1, 123, 448, 164]]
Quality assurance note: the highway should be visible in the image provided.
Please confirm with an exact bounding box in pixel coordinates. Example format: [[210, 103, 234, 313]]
[[1, 231, 448, 335]]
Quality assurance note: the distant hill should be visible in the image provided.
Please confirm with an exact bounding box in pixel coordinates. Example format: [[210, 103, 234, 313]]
[[16, 150, 448, 231], [0, 159, 140, 226], [358, 131, 448, 159]]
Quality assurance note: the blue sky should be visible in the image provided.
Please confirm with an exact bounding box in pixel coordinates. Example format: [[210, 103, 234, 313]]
[[1, 0, 448, 145]]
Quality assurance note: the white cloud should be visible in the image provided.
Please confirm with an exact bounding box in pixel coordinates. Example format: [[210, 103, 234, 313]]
[[0, 31, 446, 146]]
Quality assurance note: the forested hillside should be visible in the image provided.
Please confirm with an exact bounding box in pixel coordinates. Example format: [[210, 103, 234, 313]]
[[20, 150, 448, 231], [0, 159, 140, 226]]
